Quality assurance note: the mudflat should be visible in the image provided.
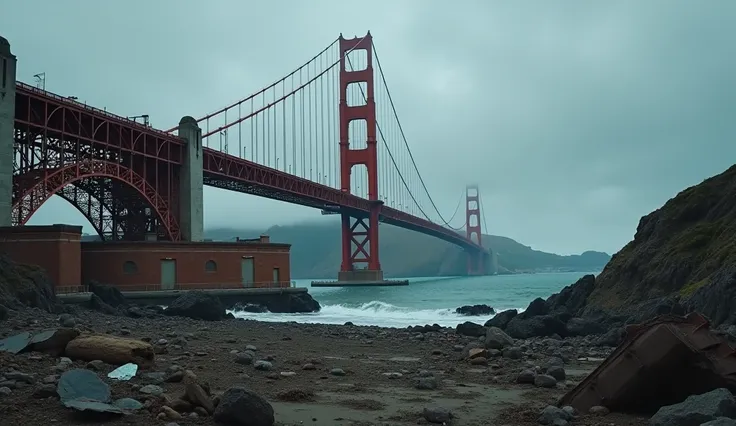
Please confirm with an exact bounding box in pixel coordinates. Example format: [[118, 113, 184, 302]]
[[0, 309, 649, 425]]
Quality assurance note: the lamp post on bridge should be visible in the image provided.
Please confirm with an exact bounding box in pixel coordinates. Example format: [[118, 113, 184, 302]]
[[33, 72, 45, 90]]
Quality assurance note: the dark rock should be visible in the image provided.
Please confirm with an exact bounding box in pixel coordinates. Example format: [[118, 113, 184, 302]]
[[538, 405, 572, 426], [0, 304, 7, 320], [521, 298, 549, 318], [594, 327, 625, 347], [686, 268, 736, 327], [545, 274, 596, 316], [455, 304, 495, 316], [87, 281, 126, 307], [505, 315, 568, 339], [701, 419, 736, 426], [461, 340, 485, 359], [263, 293, 320, 313], [415, 377, 438, 390], [423, 405, 452, 423], [164, 291, 225, 321], [546, 366, 566, 381], [88, 294, 119, 315], [484, 309, 517, 328], [566, 317, 606, 336], [534, 374, 557, 388], [484, 327, 514, 349], [649, 388, 736, 426], [29, 328, 80, 356], [516, 369, 535, 384], [213, 386, 274, 426], [33, 384, 58, 399], [408, 324, 443, 333], [232, 302, 268, 313], [455, 321, 486, 337], [0, 254, 58, 313]]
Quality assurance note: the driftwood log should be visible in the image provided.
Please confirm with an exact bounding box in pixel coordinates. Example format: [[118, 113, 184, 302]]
[[65, 335, 154, 367]]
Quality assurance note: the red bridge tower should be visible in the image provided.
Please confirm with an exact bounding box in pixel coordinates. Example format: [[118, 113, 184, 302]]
[[337, 33, 385, 283], [466, 184, 487, 275]]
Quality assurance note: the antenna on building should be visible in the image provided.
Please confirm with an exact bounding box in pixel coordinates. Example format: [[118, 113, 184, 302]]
[[33, 72, 46, 90]]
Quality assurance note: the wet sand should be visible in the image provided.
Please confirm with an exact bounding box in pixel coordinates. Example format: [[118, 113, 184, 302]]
[[0, 309, 649, 425]]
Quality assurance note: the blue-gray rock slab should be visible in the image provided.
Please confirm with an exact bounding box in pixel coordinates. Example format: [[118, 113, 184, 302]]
[[649, 388, 736, 426]]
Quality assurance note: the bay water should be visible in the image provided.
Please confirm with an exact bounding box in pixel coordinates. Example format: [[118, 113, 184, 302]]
[[230, 272, 594, 328]]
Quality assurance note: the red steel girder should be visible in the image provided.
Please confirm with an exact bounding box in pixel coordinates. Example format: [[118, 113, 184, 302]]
[[12, 159, 180, 241], [202, 147, 484, 253]]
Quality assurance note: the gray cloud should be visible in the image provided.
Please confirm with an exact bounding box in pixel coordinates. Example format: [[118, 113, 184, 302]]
[[3, 0, 735, 255]]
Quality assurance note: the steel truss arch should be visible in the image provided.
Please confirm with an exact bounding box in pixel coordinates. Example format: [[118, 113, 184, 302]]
[[12, 159, 181, 241]]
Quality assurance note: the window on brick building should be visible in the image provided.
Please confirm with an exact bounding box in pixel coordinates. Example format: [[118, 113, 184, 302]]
[[205, 260, 217, 272], [123, 261, 138, 274]]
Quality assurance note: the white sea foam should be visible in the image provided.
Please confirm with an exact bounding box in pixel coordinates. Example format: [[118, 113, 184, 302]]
[[229, 300, 525, 328]]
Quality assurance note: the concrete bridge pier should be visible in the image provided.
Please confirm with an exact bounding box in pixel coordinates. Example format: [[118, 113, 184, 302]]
[[0, 36, 16, 227], [177, 116, 204, 241]]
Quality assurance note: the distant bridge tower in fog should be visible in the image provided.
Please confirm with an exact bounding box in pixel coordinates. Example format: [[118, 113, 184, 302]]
[[465, 185, 494, 275]]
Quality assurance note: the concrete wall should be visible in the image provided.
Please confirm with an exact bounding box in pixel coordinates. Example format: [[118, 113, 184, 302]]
[[177, 116, 204, 241], [81, 241, 291, 291], [0, 36, 16, 227], [0, 225, 83, 289]]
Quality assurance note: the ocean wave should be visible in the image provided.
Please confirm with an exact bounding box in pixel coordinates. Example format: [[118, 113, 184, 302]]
[[229, 300, 525, 328]]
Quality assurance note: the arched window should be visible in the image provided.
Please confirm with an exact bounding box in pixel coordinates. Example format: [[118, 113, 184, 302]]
[[123, 261, 138, 274], [205, 260, 217, 272]]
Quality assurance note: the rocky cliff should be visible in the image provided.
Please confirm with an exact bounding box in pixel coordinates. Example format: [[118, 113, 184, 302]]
[[583, 163, 736, 326], [488, 164, 736, 343], [0, 254, 59, 318]]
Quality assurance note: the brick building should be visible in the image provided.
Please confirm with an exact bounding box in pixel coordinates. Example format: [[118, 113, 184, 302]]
[[0, 225, 291, 292]]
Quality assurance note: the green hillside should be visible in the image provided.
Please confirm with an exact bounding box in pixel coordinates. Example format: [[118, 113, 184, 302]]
[[205, 221, 610, 279]]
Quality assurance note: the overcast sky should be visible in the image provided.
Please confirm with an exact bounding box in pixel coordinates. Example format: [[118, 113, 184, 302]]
[[3, 0, 735, 255]]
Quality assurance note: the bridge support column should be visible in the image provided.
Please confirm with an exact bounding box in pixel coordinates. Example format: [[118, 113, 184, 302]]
[[0, 36, 16, 227], [320, 32, 400, 287], [466, 184, 486, 276], [177, 116, 204, 241]]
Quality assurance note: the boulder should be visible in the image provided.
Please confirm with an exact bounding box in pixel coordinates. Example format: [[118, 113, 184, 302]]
[[87, 281, 126, 307], [484, 327, 514, 349], [505, 315, 568, 339], [455, 321, 486, 337], [65, 335, 154, 367], [29, 328, 80, 356], [566, 317, 606, 336], [213, 386, 274, 426], [455, 304, 495, 316], [164, 291, 225, 321], [87, 294, 120, 316], [649, 388, 736, 426], [0, 254, 58, 313], [262, 293, 321, 313], [183, 370, 214, 414], [484, 309, 517, 328]]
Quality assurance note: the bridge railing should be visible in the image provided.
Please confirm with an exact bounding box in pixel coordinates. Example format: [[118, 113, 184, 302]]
[[55, 281, 297, 294], [15, 81, 182, 140]]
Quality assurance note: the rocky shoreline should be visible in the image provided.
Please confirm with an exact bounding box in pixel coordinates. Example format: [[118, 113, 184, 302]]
[[2, 303, 649, 426], [477, 274, 736, 347]]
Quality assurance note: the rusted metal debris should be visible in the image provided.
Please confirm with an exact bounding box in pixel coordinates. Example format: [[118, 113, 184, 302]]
[[559, 312, 736, 414]]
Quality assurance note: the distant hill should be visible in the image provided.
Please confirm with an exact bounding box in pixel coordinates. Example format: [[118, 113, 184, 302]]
[[205, 221, 610, 279]]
